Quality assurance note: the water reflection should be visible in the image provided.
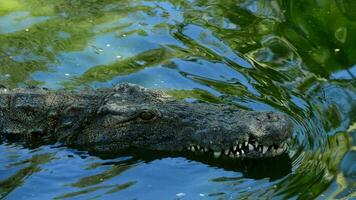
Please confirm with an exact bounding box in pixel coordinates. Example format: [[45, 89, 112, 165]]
[[0, 146, 55, 198], [0, 12, 50, 34], [0, 0, 355, 199]]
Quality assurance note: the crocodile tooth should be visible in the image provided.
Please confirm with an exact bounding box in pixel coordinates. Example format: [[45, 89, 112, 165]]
[[233, 146, 237, 151], [283, 143, 288, 150], [255, 141, 259, 147], [244, 141, 248, 146], [262, 146, 268, 154], [248, 144, 254, 151], [214, 151, 221, 158], [241, 150, 245, 154], [238, 143, 242, 149], [204, 147, 208, 152], [236, 152, 240, 157], [197, 145, 200, 149], [276, 147, 284, 154], [225, 149, 229, 155]]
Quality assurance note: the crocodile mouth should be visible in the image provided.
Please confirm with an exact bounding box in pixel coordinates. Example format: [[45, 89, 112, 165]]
[[186, 139, 288, 158]]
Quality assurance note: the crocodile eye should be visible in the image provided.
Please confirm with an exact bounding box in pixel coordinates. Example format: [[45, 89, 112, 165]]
[[139, 111, 156, 121]]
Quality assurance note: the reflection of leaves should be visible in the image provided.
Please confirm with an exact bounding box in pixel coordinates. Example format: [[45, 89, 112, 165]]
[[63, 47, 185, 88], [0, 153, 54, 198], [280, 0, 356, 76], [0, 0, 152, 87], [54, 185, 113, 200], [171, 31, 223, 62], [273, 132, 351, 199], [54, 181, 136, 200], [70, 164, 132, 188], [105, 181, 136, 194], [167, 89, 222, 103], [323, 103, 342, 132], [0, 1, 24, 15], [210, 176, 242, 182], [53, 163, 135, 199], [188, 76, 250, 97]]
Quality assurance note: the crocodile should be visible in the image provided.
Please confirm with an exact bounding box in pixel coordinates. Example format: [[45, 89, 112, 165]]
[[0, 83, 293, 158]]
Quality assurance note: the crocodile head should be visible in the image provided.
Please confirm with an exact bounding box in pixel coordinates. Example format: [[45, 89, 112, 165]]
[[75, 83, 293, 158]]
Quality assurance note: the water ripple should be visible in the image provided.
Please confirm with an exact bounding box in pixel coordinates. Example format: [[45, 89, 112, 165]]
[[0, 0, 355, 199]]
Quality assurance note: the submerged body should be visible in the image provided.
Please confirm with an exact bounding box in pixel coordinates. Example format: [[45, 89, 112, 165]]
[[0, 83, 292, 158]]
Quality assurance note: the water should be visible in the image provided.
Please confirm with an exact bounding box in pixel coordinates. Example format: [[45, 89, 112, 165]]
[[0, 0, 355, 199]]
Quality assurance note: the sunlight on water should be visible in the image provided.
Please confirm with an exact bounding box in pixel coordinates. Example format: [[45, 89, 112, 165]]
[[0, 0, 355, 199]]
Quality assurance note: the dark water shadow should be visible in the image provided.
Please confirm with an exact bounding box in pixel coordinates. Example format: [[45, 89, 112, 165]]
[[92, 148, 292, 181], [1, 133, 292, 181]]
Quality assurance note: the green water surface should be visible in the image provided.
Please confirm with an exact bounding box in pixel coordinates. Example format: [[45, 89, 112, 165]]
[[0, 0, 355, 199]]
